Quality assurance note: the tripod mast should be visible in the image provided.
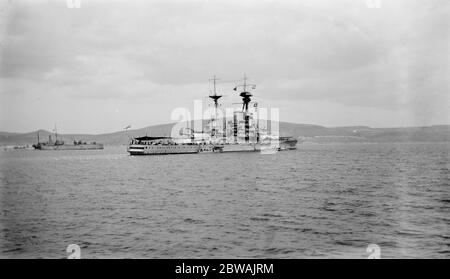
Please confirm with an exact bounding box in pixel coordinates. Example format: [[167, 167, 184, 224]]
[[233, 74, 257, 143], [208, 75, 222, 141]]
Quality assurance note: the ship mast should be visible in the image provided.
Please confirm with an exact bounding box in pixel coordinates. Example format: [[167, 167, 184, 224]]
[[54, 124, 58, 143], [233, 74, 255, 112], [208, 75, 222, 142]]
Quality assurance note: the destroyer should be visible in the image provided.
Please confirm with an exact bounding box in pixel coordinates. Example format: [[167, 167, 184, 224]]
[[33, 129, 103, 150]]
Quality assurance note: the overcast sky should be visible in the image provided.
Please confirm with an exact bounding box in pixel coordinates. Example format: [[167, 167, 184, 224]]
[[0, 0, 449, 134]]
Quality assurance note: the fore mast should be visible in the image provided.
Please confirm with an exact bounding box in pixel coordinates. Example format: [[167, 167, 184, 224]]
[[208, 75, 223, 143]]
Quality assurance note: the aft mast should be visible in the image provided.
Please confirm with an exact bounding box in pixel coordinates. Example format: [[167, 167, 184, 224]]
[[54, 124, 58, 143], [233, 74, 257, 143]]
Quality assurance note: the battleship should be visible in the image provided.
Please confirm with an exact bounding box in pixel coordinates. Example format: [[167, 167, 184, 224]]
[[33, 129, 104, 150], [128, 75, 298, 156]]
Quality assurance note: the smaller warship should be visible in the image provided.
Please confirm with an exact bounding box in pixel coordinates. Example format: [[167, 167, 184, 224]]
[[32, 128, 103, 150]]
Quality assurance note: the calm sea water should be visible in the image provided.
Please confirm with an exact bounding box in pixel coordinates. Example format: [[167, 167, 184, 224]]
[[0, 142, 449, 258]]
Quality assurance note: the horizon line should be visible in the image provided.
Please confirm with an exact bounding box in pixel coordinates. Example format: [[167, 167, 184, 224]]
[[1, 121, 449, 136]]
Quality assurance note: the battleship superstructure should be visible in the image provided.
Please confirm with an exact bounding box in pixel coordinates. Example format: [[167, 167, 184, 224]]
[[127, 75, 298, 156]]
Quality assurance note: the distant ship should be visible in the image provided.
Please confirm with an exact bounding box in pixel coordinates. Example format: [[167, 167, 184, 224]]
[[32, 129, 103, 150], [279, 137, 299, 151], [128, 75, 298, 156]]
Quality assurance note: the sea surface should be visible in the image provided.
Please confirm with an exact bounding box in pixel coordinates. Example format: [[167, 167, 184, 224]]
[[0, 142, 449, 258]]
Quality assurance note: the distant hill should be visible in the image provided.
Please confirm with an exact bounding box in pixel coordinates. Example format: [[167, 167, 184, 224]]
[[0, 131, 20, 136], [0, 122, 449, 146]]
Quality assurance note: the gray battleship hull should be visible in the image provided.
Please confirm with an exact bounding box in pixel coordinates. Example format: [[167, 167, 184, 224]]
[[220, 137, 298, 153], [220, 143, 259, 153]]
